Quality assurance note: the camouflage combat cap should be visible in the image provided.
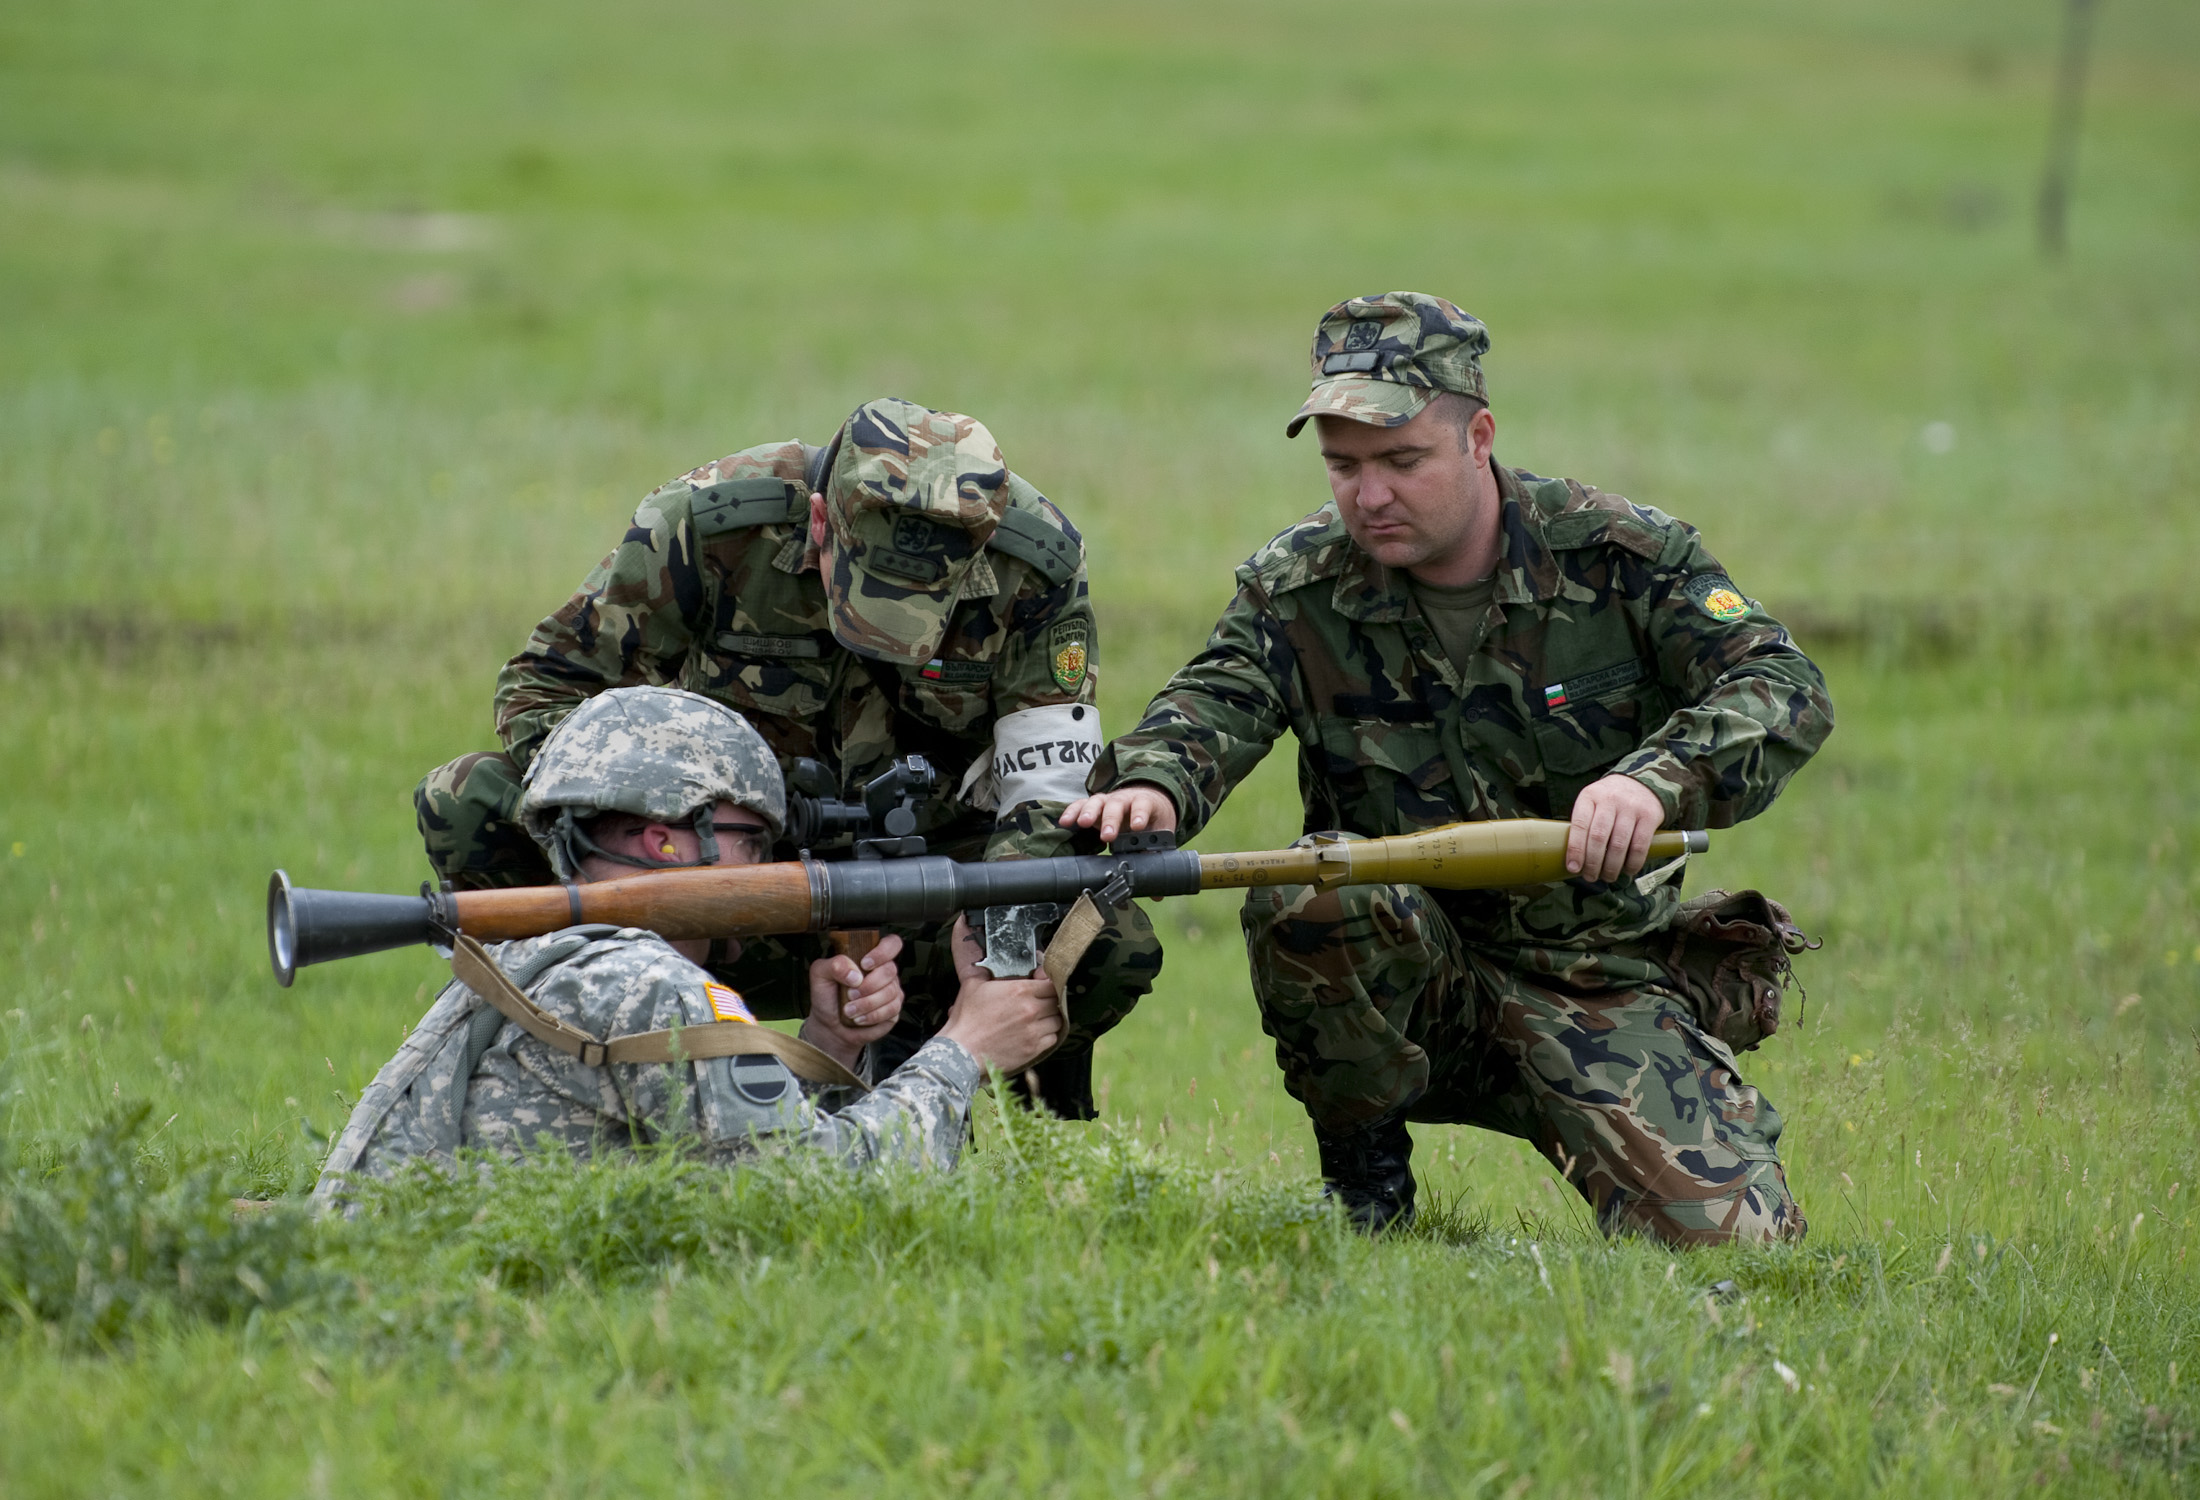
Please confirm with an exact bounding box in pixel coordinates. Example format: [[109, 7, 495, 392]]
[[1285, 292, 1491, 438], [820, 398, 1009, 666], [520, 687, 787, 879]]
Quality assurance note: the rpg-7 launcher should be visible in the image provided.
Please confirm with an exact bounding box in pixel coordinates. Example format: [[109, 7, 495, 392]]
[[266, 820, 1708, 987]]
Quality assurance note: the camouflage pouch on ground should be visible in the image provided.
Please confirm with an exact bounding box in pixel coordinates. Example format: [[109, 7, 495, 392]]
[[1655, 890, 1820, 1053]]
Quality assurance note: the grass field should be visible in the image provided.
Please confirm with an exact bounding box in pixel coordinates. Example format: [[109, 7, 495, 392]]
[[3, 0, 2197, 1493]]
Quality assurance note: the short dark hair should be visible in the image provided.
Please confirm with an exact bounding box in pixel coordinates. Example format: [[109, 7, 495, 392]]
[[1429, 390, 1488, 450]]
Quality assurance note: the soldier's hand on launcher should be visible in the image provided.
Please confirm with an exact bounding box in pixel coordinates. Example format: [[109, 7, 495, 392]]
[[799, 934, 905, 1068], [936, 914, 1064, 1074], [1566, 773, 1668, 884], [1058, 782, 1179, 845]]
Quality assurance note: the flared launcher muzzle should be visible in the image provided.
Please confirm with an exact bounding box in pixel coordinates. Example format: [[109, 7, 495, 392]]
[[267, 870, 457, 987]]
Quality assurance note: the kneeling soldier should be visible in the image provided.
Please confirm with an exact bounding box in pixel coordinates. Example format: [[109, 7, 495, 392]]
[[414, 398, 1158, 1119], [1065, 294, 1833, 1244], [317, 687, 1063, 1206]]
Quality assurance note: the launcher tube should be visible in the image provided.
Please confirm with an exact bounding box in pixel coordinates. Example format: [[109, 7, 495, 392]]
[[268, 820, 1708, 983]]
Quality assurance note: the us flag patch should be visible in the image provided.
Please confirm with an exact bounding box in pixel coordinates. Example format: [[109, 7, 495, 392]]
[[703, 983, 756, 1024]]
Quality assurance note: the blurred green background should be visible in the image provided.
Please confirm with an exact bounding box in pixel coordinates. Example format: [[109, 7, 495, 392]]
[[3, 0, 2196, 1229]]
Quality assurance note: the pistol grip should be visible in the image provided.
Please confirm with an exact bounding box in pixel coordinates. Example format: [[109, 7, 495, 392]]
[[828, 929, 880, 1023]]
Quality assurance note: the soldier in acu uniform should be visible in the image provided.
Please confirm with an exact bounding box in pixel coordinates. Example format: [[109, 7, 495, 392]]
[[318, 687, 1066, 1208], [416, 398, 1161, 1117], [1065, 294, 1834, 1244]]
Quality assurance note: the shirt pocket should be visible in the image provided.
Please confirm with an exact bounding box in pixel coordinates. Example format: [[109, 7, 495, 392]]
[[1670, 1012, 1780, 1162], [905, 672, 992, 735], [1530, 668, 1666, 817], [692, 635, 836, 723], [1313, 714, 1454, 832]]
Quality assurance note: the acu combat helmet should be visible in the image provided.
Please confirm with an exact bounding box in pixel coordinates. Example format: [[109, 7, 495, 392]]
[[519, 686, 787, 882]]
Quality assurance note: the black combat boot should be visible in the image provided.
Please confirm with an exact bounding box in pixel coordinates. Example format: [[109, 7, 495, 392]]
[[1314, 1113, 1417, 1233]]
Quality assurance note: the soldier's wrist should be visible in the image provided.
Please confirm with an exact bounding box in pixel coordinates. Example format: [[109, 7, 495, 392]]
[[1100, 769, 1187, 811], [1614, 760, 1685, 825]]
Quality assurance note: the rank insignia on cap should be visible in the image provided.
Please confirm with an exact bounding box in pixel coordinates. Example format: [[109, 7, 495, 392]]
[[891, 512, 938, 554], [703, 983, 756, 1024], [1049, 619, 1090, 692], [1685, 573, 1751, 623]]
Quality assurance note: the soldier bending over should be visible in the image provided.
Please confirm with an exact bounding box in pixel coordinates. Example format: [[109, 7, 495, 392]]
[[415, 398, 1158, 1119]]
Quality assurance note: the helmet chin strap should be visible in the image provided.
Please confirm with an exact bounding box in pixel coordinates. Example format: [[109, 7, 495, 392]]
[[553, 805, 721, 882]]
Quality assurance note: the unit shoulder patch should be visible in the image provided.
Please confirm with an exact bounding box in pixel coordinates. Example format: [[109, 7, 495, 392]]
[[1684, 573, 1752, 622], [1048, 617, 1091, 692]]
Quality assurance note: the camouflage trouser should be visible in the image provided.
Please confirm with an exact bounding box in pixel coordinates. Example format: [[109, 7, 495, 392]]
[[414, 751, 1162, 1074], [1241, 876, 1806, 1248]]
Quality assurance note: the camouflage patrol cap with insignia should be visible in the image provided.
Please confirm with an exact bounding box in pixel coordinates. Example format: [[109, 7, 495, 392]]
[[820, 398, 1010, 666], [1285, 292, 1491, 438]]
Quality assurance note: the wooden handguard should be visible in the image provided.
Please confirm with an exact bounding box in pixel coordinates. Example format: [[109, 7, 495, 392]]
[[451, 860, 818, 942]]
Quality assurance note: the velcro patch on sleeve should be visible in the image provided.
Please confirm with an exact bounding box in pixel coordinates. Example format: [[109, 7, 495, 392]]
[[1048, 617, 1090, 692], [703, 983, 757, 1024], [1684, 573, 1753, 623]]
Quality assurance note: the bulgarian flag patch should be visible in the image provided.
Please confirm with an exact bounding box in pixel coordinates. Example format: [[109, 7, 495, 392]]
[[1544, 683, 1569, 708]]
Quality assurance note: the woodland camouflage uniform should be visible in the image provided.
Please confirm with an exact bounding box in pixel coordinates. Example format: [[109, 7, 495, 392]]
[[417, 400, 1159, 1114], [1094, 293, 1834, 1245]]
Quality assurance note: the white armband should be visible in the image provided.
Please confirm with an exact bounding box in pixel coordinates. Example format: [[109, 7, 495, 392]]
[[956, 703, 1104, 817]]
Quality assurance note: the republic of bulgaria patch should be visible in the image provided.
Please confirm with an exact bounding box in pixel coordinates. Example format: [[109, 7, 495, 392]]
[[1048, 618, 1090, 692], [1685, 573, 1751, 623]]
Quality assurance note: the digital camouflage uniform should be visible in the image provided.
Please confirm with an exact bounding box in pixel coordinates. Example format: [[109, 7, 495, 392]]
[[416, 400, 1160, 1113], [313, 926, 984, 1208], [1094, 294, 1834, 1245]]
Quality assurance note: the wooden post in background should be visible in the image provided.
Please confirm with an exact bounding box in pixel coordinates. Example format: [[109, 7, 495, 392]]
[[2037, 0, 2101, 260]]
